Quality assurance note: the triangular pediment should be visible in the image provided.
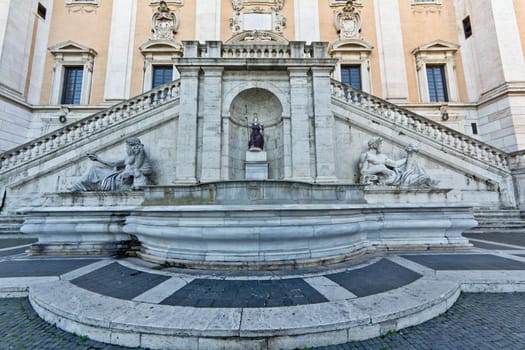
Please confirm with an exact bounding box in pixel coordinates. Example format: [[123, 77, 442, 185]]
[[329, 38, 373, 53], [412, 40, 459, 54], [48, 40, 97, 55]]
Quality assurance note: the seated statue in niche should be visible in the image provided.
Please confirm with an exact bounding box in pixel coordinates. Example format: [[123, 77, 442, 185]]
[[68, 137, 153, 192], [359, 138, 438, 187], [248, 114, 264, 150]]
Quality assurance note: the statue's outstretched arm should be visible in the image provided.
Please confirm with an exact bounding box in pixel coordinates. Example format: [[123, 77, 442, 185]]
[[86, 153, 125, 169]]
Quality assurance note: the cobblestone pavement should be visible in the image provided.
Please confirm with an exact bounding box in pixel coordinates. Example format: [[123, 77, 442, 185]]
[[1, 293, 524, 349]]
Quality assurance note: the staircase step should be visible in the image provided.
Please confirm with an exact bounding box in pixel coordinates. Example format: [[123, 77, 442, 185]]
[[0, 216, 25, 235]]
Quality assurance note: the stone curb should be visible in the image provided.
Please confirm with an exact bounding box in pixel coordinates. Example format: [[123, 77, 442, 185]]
[[20, 275, 497, 350]]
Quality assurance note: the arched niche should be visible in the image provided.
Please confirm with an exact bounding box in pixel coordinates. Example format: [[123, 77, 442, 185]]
[[229, 88, 284, 179]]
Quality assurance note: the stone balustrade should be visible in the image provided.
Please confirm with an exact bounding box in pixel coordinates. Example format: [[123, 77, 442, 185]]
[[330, 80, 510, 171], [181, 40, 325, 59], [0, 80, 181, 174], [508, 150, 525, 170], [221, 45, 292, 59]]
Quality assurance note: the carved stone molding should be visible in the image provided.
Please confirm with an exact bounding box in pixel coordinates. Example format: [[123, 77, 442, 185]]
[[65, 0, 100, 13], [335, 1, 361, 40], [152, 1, 179, 41], [230, 0, 286, 35], [225, 30, 288, 44]]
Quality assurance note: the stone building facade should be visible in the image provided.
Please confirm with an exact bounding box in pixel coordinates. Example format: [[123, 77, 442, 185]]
[[1, 0, 524, 153]]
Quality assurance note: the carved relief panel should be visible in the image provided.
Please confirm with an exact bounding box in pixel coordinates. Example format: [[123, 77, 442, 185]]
[[152, 1, 180, 41], [230, 0, 286, 35], [335, 1, 361, 40]]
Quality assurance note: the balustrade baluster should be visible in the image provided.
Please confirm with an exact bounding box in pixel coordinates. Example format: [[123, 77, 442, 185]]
[[112, 109, 119, 123], [21, 147, 29, 162], [64, 129, 71, 145], [87, 119, 95, 133], [9, 153, 16, 167], [32, 143, 40, 159], [41, 138, 49, 153]]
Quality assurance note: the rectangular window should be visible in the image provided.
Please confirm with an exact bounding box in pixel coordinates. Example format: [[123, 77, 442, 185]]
[[471, 123, 478, 135], [463, 16, 472, 39], [152, 65, 173, 88], [426, 65, 448, 102], [37, 3, 47, 19], [341, 65, 362, 90], [61, 66, 83, 104]]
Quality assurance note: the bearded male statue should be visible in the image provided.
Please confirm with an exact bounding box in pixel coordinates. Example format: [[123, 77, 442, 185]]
[[68, 137, 153, 192]]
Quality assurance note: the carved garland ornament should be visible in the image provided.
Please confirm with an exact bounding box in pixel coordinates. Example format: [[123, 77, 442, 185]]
[[152, 1, 179, 41], [230, 0, 286, 35], [335, 1, 361, 40]]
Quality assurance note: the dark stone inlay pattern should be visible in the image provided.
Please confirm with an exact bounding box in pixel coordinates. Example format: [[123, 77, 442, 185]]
[[463, 232, 525, 247], [161, 278, 328, 308], [0, 246, 28, 257], [72, 262, 170, 300], [0, 259, 98, 277], [402, 254, 525, 270], [470, 240, 515, 250], [0, 238, 37, 249], [326, 259, 422, 298]]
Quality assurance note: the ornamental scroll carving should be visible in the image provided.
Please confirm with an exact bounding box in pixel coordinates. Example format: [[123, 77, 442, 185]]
[[335, 1, 361, 40], [152, 1, 179, 41], [230, 0, 286, 35]]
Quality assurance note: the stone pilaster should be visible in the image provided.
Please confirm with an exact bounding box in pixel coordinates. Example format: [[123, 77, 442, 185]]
[[288, 67, 312, 181], [175, 66, 200, 184], [374, 0, 408, 102], [294, 0, 320, 42], [312, 67, 337, 183], [195, 0, 221, 41], [200, 66, 224, 182], [104, 0, 137, 101]]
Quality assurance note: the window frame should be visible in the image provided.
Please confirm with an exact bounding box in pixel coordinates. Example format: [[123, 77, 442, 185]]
[[152, 65, 175, 89], [48, 41, 97, 105], [329, 39, 373, 93], [139, 41, 183, 92], [61, 66, 84, 105], [412, 40, 459, 103], [340, 65, 362, 90], [426, 65, 448, 102]]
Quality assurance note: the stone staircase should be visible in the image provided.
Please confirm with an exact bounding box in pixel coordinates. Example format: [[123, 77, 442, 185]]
[[463, 209, 525, 236], [0, 215, 25, 236]]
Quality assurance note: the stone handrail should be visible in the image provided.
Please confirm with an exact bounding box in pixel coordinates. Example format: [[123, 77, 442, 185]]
[[330, 80, 510, 171], [0, 80, 181, 174], [507, 150, 525, 170]]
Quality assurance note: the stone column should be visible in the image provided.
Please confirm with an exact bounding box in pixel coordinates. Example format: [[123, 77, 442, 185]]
[[104, 0, 137, 101], [312, 67, 337, 183], [200, 66, 224, 183], [174, 66, 200, 184], [374, 0, 409, 102], [288, 67, 312, 181]]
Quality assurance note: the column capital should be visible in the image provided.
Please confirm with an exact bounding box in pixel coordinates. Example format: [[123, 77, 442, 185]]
[[288, 67, 310, 77], [201, 66, 224, 77], [178, 66, 201, 78], [310, 67, 333, 77]]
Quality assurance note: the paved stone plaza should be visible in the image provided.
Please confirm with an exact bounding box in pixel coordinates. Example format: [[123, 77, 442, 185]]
[[0, 232, 524, 349]]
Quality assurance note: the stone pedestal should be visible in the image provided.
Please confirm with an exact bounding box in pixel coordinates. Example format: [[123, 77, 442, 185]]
[[245, 149, 268, 180]]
